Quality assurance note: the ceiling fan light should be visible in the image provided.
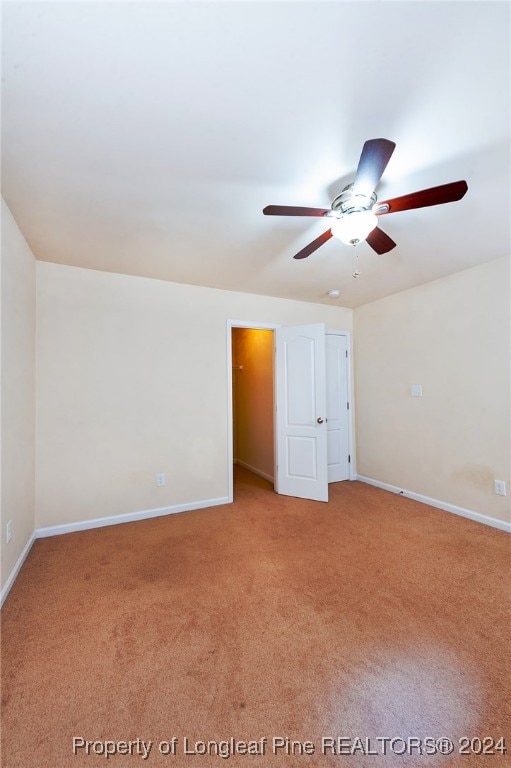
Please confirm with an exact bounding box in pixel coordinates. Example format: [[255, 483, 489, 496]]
[[330, 211, 378, 245]]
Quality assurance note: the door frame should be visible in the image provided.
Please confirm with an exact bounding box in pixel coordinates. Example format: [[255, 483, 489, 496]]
[[226, 320, 280, 503], [326, 330, 356, 481]]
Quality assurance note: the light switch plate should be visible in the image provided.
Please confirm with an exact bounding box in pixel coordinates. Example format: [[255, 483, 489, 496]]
[[411, 384, 423, 397]]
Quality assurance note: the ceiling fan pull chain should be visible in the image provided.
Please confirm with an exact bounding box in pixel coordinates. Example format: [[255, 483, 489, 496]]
[[352, 252, 360, 279]]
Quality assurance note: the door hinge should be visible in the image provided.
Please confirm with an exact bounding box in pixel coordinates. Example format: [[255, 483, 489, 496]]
[[348, 455, 351, 463], [347, 401, 350, 409], [346, 350, 348, 358]]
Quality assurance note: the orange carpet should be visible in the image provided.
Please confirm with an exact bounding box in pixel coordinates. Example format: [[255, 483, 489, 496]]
[[1, 468, 510, 767]]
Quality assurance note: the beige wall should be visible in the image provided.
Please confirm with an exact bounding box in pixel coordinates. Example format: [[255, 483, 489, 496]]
[[232, 328, 274, 481], [1, 199, 36, 592], [354, 257, 510, 524], [36, 262, 352, 528]]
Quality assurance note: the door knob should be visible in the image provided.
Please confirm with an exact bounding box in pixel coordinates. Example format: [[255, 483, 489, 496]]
[[317, 417, 324, 424]]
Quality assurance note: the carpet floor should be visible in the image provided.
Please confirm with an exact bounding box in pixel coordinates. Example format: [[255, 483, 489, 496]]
[[1, 468, 510, 767]]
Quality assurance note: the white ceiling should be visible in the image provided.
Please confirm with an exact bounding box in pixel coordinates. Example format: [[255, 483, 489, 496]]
[[2, 1, 510, 307]]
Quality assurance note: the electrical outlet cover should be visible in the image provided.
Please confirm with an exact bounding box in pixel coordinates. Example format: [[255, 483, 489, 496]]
[[494, 480, 506, 496]]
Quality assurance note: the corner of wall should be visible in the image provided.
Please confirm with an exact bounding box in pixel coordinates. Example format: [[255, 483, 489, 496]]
[[1, 198, 37, 604], [353, 258, 510, 527]]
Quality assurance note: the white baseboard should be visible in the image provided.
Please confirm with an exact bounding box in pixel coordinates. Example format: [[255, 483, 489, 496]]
[[1, 496, 229, 607], [235, 459, 274, 484], [0, 530, 36, 608], [36, 496, 230, 538], [356, 475, 511, 533]]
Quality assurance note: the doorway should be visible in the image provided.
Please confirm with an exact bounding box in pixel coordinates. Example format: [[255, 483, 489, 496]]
[[227, 321, 353, 504], [231, 326, 275, 497]]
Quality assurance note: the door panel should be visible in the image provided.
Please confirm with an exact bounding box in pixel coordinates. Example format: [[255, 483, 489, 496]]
[[327, 429, 341, 467], [285, 336, 316, 425], [326, 334, 350, 482], [275, 323, 328, 501], [287, 435, 317, 479]]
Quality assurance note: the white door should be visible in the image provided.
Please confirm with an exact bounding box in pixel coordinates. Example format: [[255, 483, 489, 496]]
[[326, 334, 351, 482], [275, 323, 328, 502]]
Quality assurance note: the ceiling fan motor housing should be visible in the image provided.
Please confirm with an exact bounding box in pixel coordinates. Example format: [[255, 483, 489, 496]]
[[330, 183, 377, 216]]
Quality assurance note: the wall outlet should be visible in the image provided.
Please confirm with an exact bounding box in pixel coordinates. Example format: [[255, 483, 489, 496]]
[[156, 472, 166, 487], [6, 520, 12, 544], [494, 480, 506, 496]]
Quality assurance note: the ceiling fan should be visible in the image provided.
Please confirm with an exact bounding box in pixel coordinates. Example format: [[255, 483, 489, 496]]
[[263, 138, 468, 259]]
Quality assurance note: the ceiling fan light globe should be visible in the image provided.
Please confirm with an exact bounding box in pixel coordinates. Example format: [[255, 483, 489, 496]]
[[330, 211, 378, 245]]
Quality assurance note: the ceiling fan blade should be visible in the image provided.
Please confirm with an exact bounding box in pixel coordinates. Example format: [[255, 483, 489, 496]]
[[293, 229, 333, 259], [365, 226, 396, 254], [263, 205, 330, 217], [377, 180, 468, 214], [353, 138, 396, 197]]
